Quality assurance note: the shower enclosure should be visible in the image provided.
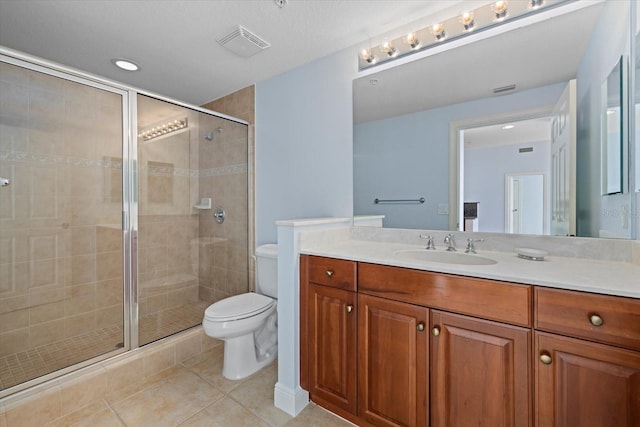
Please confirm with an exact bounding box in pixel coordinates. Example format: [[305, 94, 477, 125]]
[[0, 52, 249, 396]]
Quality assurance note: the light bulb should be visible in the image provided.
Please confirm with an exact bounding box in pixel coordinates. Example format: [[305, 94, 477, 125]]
[[430, 23, 446, 41], [493, 1, 508, 19], [360, 48, 376, 64], [405, 33, 420, 49], [382, 41, 397, 57], [460, 12, 475, 31]]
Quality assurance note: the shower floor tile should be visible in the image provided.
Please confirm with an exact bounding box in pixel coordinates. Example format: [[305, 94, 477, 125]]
[[0, 302, 209, 392], [139, 301, 209, 346], [0, 325, 123, 391]]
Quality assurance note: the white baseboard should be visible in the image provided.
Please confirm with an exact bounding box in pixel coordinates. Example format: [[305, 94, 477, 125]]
[[274, 382, 309, 416]]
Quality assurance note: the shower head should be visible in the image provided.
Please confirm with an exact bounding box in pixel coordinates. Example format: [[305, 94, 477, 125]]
[[204, 127, 222, 141]]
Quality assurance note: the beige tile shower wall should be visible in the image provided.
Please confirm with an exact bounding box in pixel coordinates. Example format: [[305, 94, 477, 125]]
[[137, 215, 199, 316], [137, 106, 201, 315], [199, 86, 253, 302], [0, 62, 124, 358]]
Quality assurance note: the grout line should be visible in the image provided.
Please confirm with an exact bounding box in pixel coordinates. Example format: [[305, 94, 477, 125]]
[[104, 398, 129, 427]]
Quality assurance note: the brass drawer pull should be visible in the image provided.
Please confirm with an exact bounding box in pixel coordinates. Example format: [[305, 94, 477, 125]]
[[540, 352, 552, 365], [325, 270, 334, 278], [431, 326, 440, 336], [346, 304, 353, 313], [589, 314, 604, 327], [417, 322, 425, 332]]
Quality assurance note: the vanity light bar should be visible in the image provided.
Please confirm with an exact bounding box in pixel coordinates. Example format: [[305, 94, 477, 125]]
[[138, 118, 188, 141], [358, 0, 569, 71]]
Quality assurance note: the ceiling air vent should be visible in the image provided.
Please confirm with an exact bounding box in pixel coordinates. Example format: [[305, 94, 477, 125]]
[[492, 84, 516, 95], [217, 25, 271, 57]]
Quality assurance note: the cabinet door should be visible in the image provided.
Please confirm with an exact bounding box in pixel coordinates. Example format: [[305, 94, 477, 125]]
[[358, 293, 429, 427], [535, 332, 640, 427], [308, 284, 357, 414], [431, 310, 531, 427]]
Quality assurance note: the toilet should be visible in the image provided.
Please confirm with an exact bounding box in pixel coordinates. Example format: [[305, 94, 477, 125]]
[[202, 244, 278, 380]]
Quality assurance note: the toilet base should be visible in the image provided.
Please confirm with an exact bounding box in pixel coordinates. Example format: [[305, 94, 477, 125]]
[[222, 332, 277, 380]]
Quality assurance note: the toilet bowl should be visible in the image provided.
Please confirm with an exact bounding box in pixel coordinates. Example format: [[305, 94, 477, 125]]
[[202, 244, 278, 380]]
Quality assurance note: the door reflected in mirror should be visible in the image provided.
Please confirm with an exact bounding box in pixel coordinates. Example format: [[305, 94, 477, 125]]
[[463, 117, 551, 235]]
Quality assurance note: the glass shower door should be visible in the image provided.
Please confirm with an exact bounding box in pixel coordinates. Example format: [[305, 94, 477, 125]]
[[0, 59, 126, 393], [136, 94, 249, 346]]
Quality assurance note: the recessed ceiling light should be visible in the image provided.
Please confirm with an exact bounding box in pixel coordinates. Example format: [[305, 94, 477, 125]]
[[111, 58, 140, 71], [502, 124, 515, 130]]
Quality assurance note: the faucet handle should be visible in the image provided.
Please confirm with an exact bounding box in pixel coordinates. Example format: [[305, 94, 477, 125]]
[[444, 233, 456, 251], [465, 238, 484, 254], [419, 234, 436, 250]]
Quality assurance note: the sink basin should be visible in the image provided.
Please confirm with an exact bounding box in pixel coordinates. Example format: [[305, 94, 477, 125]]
[[394, 250, 497, 266]]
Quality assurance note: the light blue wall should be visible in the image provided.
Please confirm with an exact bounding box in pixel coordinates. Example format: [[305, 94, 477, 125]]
[[465, 140, 550, 234], [255, 49, 356, 245], [353, 109, 450, 229], [354, 83, 565, 230]]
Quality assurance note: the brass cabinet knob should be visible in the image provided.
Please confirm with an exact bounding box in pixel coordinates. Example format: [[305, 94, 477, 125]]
[[431, 326, 440, 336], [346, 304, 353, 313], [540, 352, 552, 365], [589, 314, 604, 327], [417, 322, 425, 332], [325, 270, 334, 278]]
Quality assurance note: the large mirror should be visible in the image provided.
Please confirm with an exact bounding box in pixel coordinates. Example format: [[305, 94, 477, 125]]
[[353, 0, 636, 239]]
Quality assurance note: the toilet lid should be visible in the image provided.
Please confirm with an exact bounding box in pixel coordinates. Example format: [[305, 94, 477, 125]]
[[204, 293, 274, 322]]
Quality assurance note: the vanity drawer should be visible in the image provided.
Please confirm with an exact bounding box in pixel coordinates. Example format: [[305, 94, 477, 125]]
[[306, 255, 357, 291], [358, 263, 532, 327], [535, 287, 640, 351]]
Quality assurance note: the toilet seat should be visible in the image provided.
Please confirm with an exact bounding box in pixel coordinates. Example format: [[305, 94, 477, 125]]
[[204, 293, 274, 322]]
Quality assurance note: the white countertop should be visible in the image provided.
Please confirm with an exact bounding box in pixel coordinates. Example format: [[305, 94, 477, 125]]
[[301, 239, 640, 299]]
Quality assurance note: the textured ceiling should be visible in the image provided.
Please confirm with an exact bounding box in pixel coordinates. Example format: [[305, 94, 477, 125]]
[[0, 0, 468, 105]]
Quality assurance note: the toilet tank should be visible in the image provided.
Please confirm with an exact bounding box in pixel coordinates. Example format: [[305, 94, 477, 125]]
[[255, 244, 278, 298]]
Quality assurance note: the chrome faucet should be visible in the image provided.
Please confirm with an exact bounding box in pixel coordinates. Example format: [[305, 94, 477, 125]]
[[444, 233, 456, 251], [419, 234, 436, 250], [465, 238, 484, 254]]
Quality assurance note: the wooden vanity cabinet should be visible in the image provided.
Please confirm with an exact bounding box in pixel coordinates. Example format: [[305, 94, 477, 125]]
[[301, 255, 639, 427], [300, 255, 358, 418], [307, 283, 357, 414], [301, 255, 534, 426], [358, 293, 429, 427], [430, 310, 532, 427], [534, 288, 640, 427], [534, 332, 640, 427]]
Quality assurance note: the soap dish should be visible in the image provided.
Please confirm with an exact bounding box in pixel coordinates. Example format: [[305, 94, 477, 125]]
[[516, 248, 548, 261]]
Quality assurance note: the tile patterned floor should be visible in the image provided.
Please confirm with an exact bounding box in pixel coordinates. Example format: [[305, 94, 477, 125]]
[[1, 302, 208, 391], [43, 344, 353, 427]]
